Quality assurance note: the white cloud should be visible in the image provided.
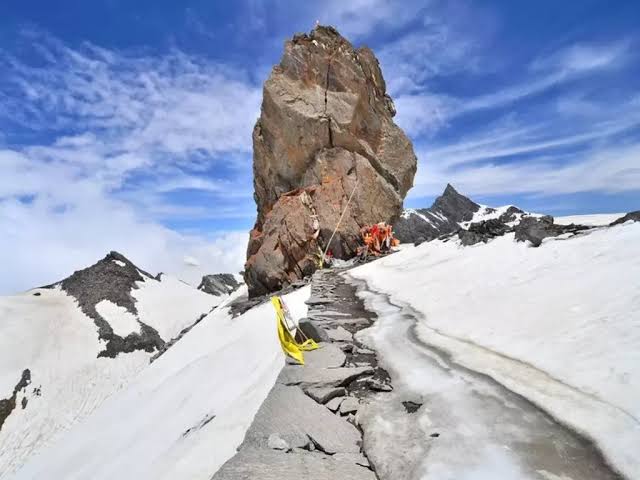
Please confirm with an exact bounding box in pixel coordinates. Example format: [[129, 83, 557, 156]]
[[0, 33, 258, 294], [531, 40, 631, 74], [314, 0, 428, 40], [0, 192, 248, 294]]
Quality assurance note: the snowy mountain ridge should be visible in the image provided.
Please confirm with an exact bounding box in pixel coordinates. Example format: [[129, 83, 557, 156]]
[[0, 252, 235, 477], [2, 213, 639, 480], [395, 184, 529, 244]]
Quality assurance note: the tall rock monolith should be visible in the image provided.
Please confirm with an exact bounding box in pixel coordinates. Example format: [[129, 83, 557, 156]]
[[245, 25, 417, 296]]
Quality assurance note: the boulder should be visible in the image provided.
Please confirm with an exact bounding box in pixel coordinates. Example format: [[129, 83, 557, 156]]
[[244, 25, 417, 297], [197, 274, 240, 296], [514, 216, 590, 247]]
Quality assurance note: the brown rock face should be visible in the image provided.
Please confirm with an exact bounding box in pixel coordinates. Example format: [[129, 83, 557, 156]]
[[245, 26, 417, 296]]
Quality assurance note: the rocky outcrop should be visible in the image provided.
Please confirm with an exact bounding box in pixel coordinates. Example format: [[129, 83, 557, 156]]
[[56, 251, 165, 358], [610, 210, 640, 226], [198, 274, 240, 296], [514, 216, 590, 247], [244, 25, 417, 297], [394, 184, 480, 244], [458, 218, 513, 246], [0, 369, 30, 433]]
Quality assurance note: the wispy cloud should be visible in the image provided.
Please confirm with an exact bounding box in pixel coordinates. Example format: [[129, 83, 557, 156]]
[[0, 32, 260, 293]]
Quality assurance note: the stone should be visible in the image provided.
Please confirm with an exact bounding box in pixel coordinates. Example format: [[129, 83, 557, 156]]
[[305, 386, 347, 404], [458, 218, 512, 246], [327, 326, 353, 342], [297, 318, 330, 343], [340, 397, 360, 415], [306, 296, 334, 306], [197, 274, 240, 296], [302, 343, 347, 368], [498, 206, 524, 224], [340, 343, 355, 353], [244, 25, 417, 297], [354, 347, 374, 355], [240, 384, 362, 455], [610, 210, 640, 226], [278, 366, 374, 388], [365, 378, 393, 392], [514, 216, 590, 247], [267, 433, 290, 451], [326, 396, 345, 412], [212, 448, 377, 480]]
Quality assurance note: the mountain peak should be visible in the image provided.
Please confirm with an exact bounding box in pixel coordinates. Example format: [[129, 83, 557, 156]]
[[443, 183, 457, 194], [431, 184, 480, 224]]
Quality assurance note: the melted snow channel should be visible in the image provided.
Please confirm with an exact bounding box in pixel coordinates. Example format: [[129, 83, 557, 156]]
[[352, 281, 620, 480]]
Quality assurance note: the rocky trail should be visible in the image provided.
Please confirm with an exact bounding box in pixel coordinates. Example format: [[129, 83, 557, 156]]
[[217, 262, 625, 479], [213, 268, 392, 479]]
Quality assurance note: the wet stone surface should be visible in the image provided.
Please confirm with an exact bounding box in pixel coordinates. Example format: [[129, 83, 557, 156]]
[[212, 267, 393, 480]]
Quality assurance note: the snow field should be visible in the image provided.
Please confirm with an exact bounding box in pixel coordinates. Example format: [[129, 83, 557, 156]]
[[350, 220, 640, 479]]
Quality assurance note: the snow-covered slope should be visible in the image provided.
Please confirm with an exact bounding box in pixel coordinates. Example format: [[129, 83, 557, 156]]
[[9, 286, 310, 480], [555, 213, 623, 226], [0, 253, 226, 477], [349, 217, 640, 479]]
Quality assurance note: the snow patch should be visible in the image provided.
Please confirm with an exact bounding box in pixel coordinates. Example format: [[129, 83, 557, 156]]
[[112, 260, 126, 267], [132, 274, 221, 341], [95, 300, 140, 337]]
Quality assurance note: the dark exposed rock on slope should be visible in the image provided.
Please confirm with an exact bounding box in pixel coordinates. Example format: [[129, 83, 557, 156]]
[[458, 218, 512, 246], [514, 216, 591, 247], [0, 369, 30, 433], [397, 185, 601, 247], [610, 210, 640, 226], [57, 251, 164, 358], [394, 184, 480, 244], [198, 274, 240, 296], [244, 25, 417, 297]]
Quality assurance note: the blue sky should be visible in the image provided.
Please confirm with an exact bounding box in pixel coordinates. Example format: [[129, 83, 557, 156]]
[[1, 0, 639, 293]]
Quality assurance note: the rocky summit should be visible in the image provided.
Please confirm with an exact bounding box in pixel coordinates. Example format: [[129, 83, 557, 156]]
[[244, 25, 417, 297], [394, 184, 482, 244]]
